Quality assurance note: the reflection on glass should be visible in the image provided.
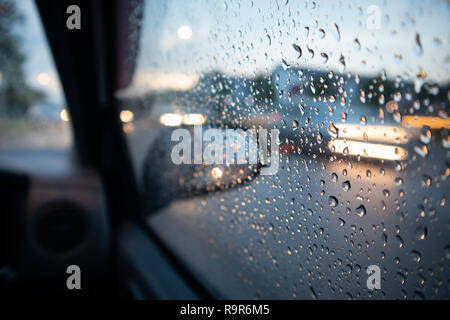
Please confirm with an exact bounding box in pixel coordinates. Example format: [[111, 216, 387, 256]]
[[328, 139, 408, 161]]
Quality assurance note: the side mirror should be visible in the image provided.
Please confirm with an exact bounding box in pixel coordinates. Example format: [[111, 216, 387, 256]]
[[142, 125, 274, 210]]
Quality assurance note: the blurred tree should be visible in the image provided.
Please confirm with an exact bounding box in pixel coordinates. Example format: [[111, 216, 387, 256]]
[[0, 0, 44, 117]]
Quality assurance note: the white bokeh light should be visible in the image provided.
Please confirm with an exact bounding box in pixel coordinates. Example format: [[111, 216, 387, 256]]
[[177, 25, 192, 40], [37, 72, 50, 86]]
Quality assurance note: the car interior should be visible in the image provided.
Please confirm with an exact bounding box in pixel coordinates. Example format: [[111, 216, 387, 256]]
[[0, 0, 449, 300]]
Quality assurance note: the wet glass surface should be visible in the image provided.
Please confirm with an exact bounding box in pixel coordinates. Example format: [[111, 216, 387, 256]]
[[120, 0, 450, 299]]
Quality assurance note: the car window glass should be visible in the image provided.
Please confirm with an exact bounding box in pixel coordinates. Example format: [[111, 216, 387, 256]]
[[119, 0, 449, 299], [0, 0, 71, 149]]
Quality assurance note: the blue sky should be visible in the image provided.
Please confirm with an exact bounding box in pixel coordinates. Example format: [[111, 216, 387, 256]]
[[131, 0, 449, 93], [14, 0, 450, 100], [16, 0, 64, 106]]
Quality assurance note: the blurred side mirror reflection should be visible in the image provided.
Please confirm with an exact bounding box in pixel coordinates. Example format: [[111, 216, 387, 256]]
[[142, 125, 264, 210]]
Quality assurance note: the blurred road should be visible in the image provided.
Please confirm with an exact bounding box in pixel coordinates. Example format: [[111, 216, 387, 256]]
[[130, 117, 450, 299]]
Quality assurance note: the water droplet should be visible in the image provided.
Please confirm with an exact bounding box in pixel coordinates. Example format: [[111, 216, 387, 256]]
[[332, 23, 341, 42], [378, 107, 385, 120], [353, 38, 361, 51], [394, 53, 403, 63], [343, 146, 349, 156], [445, 245, 450, 260], [363, 132, 369, 141], [381, 233, 388, 246], [386, 101, 398, 113], [422, 175, 432, 188], [309, 286, 318, 300], [292, 43, 302, 58], [395, 235, 404, 248], [420, 125, 431, 144], [396, 272, 406, 285], [339, 54, 346, 72], [316, 132, 323, 144], [298, 103, 305, 115], [307, 46, 314, 59], [441, 129, 450, 148], [331, 173, 338, 182], [416, 225, 427, 240], [413, 33, 423, 56], [342, 180, 351, 191], [360, 90, 366, 103], [355, 205, 366, 217], [360, 116, 367, 125], [328, 122, 339, 139], [329, 196, 339, 207], [393, 111, 402, 123], [411, 250, 422, 263], [414, 144, 429, 158], [304, 26, 310, 38], [318, 28, 325, 39]]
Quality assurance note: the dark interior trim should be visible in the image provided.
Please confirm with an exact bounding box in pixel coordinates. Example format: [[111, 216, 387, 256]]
[[34, 0, 218, 300], [35, 0, 142, 223]]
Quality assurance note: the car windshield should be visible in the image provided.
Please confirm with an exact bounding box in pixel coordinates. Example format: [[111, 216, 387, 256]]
[[118, 0, 450, 299]]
